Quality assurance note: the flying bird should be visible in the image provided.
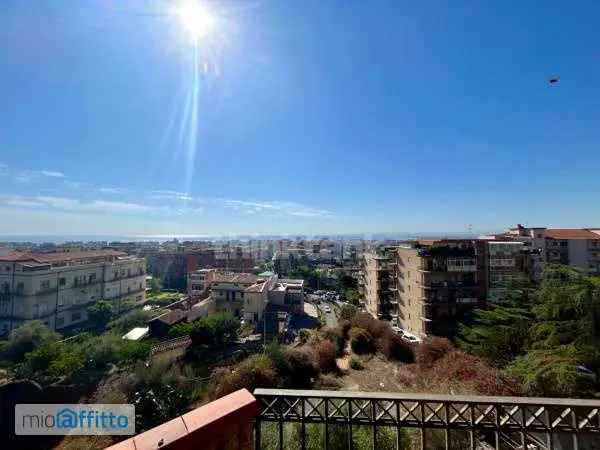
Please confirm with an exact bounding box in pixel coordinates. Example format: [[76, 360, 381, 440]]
[[548, 76, 560, 85]]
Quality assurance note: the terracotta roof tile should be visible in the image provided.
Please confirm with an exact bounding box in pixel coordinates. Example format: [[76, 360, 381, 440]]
[[545, 229, 600, 240]]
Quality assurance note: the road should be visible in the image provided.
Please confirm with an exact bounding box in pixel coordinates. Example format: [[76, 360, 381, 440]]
[[317, 300, 338, 327]]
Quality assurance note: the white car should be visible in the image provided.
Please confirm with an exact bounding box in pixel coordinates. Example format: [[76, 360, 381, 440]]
[[401, 333, 421, 344], [391, 326, 403, 335], [324, 306, 331, 313]]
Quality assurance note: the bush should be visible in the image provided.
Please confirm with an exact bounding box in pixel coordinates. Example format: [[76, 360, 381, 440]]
[[264, 341, 291, 386], [352, 312, 389, 340], [313, 374, 343, 390], [349, 356, 363, 370], [350, 327, 374, 354], [212, 354, 278, 399], [416, 337, 454, 368], [1, 321, 59, 363], [315, 340, 338, 373], [284, 347, 319, 388], [339, 320, 351, 340], [108, 309, 153, 334], [298, 329, 311, 344], [431, 350, 520, 396], [339, 304, 357, 322], [88, 301, 115, 330], [321, 326, 345, 356], [378, 331, 414, 362]]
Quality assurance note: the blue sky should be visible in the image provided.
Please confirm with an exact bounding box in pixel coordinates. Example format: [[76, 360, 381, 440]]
[[1, 0, 600, 236]]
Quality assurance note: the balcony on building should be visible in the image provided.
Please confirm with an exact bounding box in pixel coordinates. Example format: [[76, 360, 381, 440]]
[[106, 388, 600, 450]]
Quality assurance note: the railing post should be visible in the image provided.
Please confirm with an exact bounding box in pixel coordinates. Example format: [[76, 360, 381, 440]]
[[254, 415, 261, 450]]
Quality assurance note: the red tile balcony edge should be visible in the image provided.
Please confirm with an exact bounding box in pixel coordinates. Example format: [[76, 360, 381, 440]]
[[105, 389, 257, 450]]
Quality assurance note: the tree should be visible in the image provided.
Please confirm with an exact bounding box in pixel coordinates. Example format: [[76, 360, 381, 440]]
[[1, 321, 59, 363], [458, 288, 534, 367], [170, 313, 240, 349], [530, 265, 600, 367], [337, 273, 358, 291], [506, 345, 582, 397], [88, 301, 114, 330], [149, 277, 162, 292]]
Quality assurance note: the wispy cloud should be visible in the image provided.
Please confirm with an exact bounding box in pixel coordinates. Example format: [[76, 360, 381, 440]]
[[38, 170, 65, 178], [221, 200, 334, 218], [150, 190, 194, 201], [0, 195, 161, 215], [14, 169, 66, 183], [98, 187, 126, 195]]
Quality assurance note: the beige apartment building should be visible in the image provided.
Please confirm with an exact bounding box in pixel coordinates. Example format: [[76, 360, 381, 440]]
[[361, 240, 488, 338], [185, 269, 305, 325], [495, 225, 600, 278], [359, 252, 398, 322], [0, 249, 146, 334]]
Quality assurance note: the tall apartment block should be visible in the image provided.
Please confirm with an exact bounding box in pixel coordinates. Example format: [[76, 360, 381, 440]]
[[393, 240, 488, 337], [359, 251, 398, 323], [0, 249, 146, 334]]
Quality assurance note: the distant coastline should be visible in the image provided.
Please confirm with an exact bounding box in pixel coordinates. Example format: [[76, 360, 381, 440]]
[[0, 231, 492, 245]]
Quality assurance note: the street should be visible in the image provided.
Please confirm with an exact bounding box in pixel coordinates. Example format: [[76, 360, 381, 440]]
[[317, 300, 338, 327]]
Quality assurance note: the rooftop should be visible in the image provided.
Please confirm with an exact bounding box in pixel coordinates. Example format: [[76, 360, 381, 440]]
[[0, 249, 127, 263], [544, 229, 600, 240]]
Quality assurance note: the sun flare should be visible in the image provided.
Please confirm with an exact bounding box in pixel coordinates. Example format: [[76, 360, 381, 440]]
[[176, 1, 214, 39]]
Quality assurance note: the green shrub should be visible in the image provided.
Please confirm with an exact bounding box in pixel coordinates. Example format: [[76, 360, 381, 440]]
[[349, 356, 363, 370], [298, 329, 311, 344], [1, 321, 59, 363], [339, 304, 357, 322], [350, 327, 374, 354]]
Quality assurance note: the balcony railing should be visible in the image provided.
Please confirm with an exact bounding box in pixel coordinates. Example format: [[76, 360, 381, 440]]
[[104, 389, 600, 450], [254, 389, 600, 450]]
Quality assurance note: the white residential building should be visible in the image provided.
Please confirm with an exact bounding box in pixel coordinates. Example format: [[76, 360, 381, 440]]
[[0, 249, 146, 334]]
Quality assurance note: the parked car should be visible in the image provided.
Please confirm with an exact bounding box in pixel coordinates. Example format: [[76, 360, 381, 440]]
[[324, 306, 331, 313], [391, 326, 404, 335], [401, 332, 421, 344]]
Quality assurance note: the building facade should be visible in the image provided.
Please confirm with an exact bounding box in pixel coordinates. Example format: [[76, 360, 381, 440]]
[[0, 249, 146, 334]]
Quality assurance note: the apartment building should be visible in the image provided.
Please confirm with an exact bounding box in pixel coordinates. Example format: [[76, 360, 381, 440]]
[[0, 249, 146, 334], [361, 240, 489, 338], [185, 268, 304, 325], [359, 251, 398, 322], [487, 241, 527, 301], [497, 225, 600, 277], [394, 240, 487, 338]]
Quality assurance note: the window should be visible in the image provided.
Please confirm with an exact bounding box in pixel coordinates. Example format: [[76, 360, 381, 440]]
[[59, 277, 66, 286], [41, 280, 51, 290], [16, 282, 24, 293], [71, 311, 82, 321], [56, 317, 65, 327]]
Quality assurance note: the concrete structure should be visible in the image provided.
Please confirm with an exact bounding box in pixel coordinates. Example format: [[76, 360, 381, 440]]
[[393, 240, 488, 338], [361, 240, 489, 338], [493, 225, 600, 278], [359, 251, 397, 322], [487, 241, 527, 301], [0, 249, 146, 334]]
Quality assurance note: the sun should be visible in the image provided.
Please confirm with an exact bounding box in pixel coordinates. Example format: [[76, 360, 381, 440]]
[[176, 1, 214, 39]]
